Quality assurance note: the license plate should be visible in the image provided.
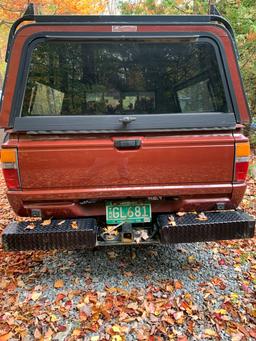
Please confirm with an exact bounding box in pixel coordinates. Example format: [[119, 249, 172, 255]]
[[106, 201, 151, 224]]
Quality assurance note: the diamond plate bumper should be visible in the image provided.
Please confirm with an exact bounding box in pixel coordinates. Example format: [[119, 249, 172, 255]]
[[2, 218, 97, 251], [157, 210, 255, 244], [1, 210, 255, 251]]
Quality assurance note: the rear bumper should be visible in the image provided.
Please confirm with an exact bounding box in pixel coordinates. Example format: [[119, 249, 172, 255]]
[[2, 210, 254, 251], [7, 182, 246, 218]]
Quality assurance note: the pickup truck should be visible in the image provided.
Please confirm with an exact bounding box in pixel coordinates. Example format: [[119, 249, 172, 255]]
[[0, 6, 255, 250]]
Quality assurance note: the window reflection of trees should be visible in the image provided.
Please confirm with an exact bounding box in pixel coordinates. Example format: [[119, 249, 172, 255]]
[[22, 41, 228, 116]]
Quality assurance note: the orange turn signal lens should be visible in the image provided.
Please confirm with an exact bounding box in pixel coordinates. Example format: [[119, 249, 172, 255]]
[[236, 142, 250, 158], [0, 149, 17, 163]]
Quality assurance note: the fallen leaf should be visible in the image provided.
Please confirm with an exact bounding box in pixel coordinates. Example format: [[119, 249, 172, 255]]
[[112, 325, 122, 333], [178, 337, 188, 341], [230, 292, 239, 301], [54, 279, 64, 289], [127, 302, 138, 310], [231, 333, 244, 341], [25, 223, 35, 230], [79, 311, 88, 321], [56, 293, 66, 302], [134, 232, 142, 244], [218, 258, 226, 266], [165, 284, 174, 292], [196, 212, 208, 221], [72, 329, 81, 337], [31, 291, 42, 301], [57, 325, 67, 332], [174, 280, 183, 289], [41, 219, 52, 226], [176, 212, 186, 217], [0, 332, 13, 341], [44, 328, 53, 339], [50, 314, 58, 322], [71, 221, 78, 229], [134, 230, 149, 243], [162, 315, 174, 325], [204, 328, 218, 337], [168, 215, 176, 226], [107, 251, 118, 260], [187, 255, 196, 264], [103, 222, 123, 236], [249, 329, 256, 338], [141, 230, 149, 240], [215, 309, 227, 315], [112, 336, 122, 341], [124, 271, 133, 278], [34, 328, 42, 340], [173, 311, 183, 320]]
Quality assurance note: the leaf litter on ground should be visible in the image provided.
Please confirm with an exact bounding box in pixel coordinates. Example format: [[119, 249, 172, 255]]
[[0, 161, 255, 340]]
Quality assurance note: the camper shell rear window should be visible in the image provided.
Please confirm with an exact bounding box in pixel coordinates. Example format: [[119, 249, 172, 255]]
[[22, 39, 229, 117]]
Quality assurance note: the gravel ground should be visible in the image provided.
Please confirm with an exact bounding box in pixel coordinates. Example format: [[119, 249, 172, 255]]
[[0, 171, 255, 340]]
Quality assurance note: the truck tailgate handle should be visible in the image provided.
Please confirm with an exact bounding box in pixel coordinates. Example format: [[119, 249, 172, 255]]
[[114, 139, 141, 150]]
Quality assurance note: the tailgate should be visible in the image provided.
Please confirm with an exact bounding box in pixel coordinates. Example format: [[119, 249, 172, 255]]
[[17, 133, 234, 191]]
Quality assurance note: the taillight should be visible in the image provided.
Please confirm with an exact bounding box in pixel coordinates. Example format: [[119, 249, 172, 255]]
[[235, 142, 250, 182], [1, 148, 21, 190]]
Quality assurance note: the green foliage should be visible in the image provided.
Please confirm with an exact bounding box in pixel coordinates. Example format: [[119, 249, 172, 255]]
[[119, 0, 256, 117], [217, 1, 256, 117]]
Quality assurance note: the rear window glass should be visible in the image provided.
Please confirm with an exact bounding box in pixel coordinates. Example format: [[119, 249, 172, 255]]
[[21, 40, 229, 116]]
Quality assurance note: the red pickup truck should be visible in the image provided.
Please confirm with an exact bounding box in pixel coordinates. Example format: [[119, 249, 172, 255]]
[[0, 7, 255, 250]]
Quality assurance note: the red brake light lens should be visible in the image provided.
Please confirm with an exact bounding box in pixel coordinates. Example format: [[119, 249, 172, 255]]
[[235, 161, 249, 182], [2, 168, 21, 190]]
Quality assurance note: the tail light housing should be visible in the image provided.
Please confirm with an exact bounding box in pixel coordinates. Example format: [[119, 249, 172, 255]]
[[1, 148, 21, 190], [235, 142, 250, 182]]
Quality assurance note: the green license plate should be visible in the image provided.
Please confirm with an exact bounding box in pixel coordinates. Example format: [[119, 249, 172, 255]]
[[106, 201, 152, 224]]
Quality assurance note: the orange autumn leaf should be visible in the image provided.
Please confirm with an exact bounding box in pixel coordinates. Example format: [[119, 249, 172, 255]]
[[54, 279, 64, 289], [71, 221, 78, 229], [174, 279, 183, 289], [0, 332, 13, 341], [41, 219, 52, 226]]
